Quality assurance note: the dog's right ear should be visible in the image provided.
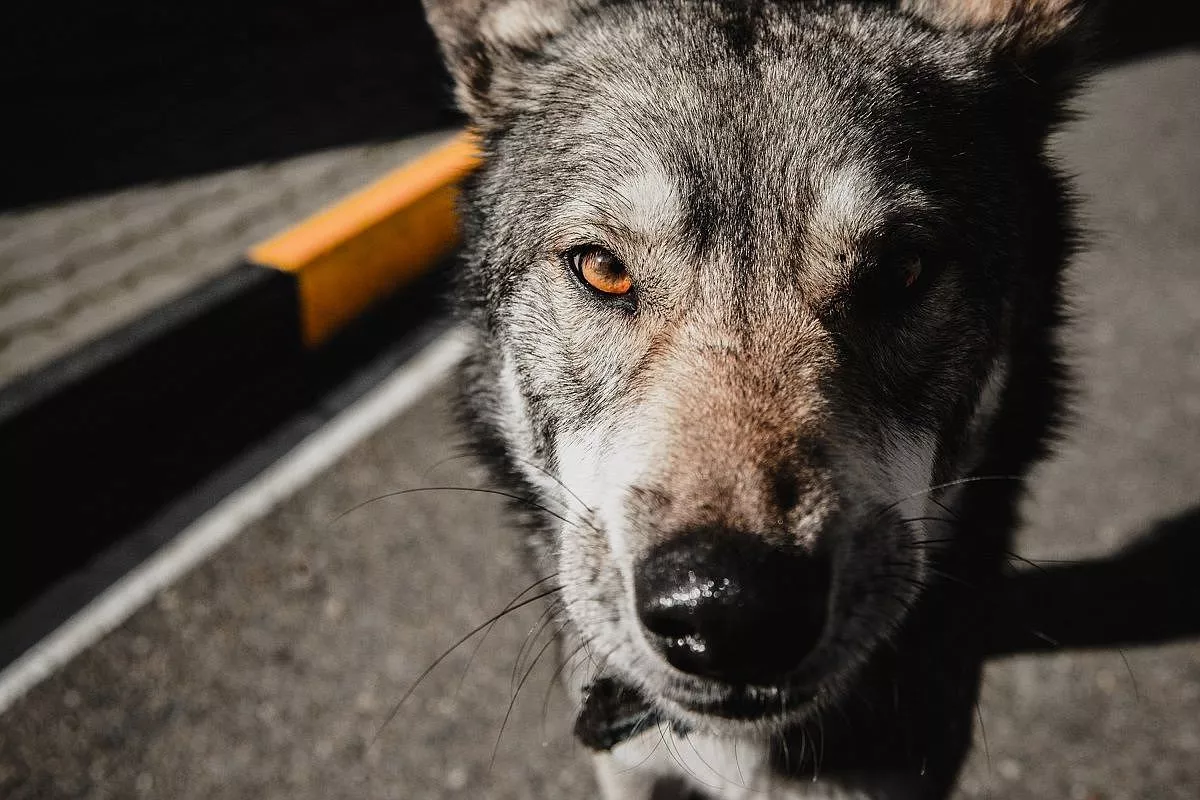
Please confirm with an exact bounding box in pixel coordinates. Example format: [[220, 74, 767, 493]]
[[423, 0, 601, 128], [900, 0, 1094, 85], [901, 0, 1096, 128]]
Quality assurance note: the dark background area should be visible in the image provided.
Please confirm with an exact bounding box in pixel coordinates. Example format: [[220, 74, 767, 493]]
[[1, 0, 1196, 211], [1, 1, 460, 209]]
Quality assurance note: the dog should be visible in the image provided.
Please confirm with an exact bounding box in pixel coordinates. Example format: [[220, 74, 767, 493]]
[[421, 0, 1090, 796]]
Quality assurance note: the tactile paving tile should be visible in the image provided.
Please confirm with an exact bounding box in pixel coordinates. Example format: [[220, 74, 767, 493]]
[[0, 130, 455, 388]]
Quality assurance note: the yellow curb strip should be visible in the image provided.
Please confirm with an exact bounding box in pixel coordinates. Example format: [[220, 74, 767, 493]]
[[249, 132, 481, 346]]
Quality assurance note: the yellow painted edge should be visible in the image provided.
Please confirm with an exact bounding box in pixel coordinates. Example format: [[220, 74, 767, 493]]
[[248, 130, 481, 346]]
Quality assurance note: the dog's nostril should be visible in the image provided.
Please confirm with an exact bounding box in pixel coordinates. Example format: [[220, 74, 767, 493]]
[[640, 609, 697, 642], [634, 528, 830, 685], [639, 602, 724, 677]]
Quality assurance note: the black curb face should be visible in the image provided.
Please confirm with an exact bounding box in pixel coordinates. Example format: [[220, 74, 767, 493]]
[[0, 257, 453, 665], [0, 263, 303, 622]]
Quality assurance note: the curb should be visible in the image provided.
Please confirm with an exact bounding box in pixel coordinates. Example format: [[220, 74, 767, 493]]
[[0, 133, 480, 629]]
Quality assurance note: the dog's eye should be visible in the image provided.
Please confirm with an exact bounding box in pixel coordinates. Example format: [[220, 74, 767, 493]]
[[878, 247, 935, 300], [840, 245, 939, 321], [897, 252, 924, 291], [569, 246, 633, 297]]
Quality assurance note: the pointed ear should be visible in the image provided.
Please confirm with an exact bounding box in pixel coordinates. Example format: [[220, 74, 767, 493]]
[[422, 0, 600, 127], [902, 0, 1094, 102]]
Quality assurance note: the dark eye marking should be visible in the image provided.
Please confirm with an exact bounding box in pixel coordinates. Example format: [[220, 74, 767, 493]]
[[820, 225, 948, 325], [856, 227, 946, 310]]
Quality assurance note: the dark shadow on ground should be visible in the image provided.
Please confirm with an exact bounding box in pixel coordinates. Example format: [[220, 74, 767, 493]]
[[988, 504, 1200, 657], [3, 0, 1196, 211], [1100, 0, 1200, 63]]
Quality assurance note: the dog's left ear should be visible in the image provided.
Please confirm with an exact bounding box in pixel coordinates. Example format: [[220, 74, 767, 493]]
[[423, 0, 602, 128], [902, 0, 1095, 118]]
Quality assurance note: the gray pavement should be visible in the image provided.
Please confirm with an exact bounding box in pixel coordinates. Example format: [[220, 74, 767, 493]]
[[0, 130, 455, 388], [1, 49, 1198, 800]]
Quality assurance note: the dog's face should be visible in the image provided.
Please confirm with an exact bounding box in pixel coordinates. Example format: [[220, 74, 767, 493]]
[[426, 0, 1083, 734]]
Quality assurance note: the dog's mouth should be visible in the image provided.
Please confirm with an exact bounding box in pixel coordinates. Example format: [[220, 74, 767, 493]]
[[575, 674, 823, 751]]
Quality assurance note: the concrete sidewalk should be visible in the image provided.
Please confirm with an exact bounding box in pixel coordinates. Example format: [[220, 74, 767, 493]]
[[0, 130, 454, 388], [1, 49, 1197, 800]]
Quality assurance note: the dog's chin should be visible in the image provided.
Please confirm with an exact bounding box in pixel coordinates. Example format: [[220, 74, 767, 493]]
[[653, 677, 824, 734], [642, 638, 877, 736]]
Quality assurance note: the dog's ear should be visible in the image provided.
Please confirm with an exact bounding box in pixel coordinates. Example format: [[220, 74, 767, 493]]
[[902, 0, 1094, 108], [423, 0, 601, 127]]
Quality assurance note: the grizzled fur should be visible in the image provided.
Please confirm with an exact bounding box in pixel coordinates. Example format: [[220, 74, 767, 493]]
[[423, 0, 1089, 797]]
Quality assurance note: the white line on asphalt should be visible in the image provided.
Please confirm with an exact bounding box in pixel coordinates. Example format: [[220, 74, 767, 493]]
[[0, 328, 468, 714]]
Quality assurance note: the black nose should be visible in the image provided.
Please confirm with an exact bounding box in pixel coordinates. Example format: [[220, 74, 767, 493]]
[[634, 528, 830, 685]]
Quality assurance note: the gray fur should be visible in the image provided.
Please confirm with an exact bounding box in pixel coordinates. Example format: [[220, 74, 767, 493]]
[[422, 0, 1089, 797]]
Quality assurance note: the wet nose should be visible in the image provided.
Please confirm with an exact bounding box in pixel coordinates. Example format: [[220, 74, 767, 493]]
[[633, 528, 831, 685]]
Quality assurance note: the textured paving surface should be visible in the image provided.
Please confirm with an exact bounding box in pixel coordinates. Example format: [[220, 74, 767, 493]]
[[0, 130, 454, 388], [1, 49, 1197, 800]]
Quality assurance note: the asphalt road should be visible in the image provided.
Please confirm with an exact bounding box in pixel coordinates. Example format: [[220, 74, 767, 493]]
[[1, 49, 1197, 800]]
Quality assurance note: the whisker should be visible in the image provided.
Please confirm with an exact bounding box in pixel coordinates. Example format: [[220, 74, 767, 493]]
[[335, 486, 582, 530], [777, 727, 792, 775], [423, 450, 596, 518], [876, 474, 1025, 522], [1028, 628, 1062, 647], [897, 516, 958, 528], [491, 619, 570, 771], [975, 699, 991, 775], [509, 455, 596, 517], [814, 711, 826, 783], [420, 450, 483, 482], [655, 720, 681, 779], [1117, 648, 1141, 702], [1000, 550, 1051, 574], [685, 731, 742, 789], [511, 599, 566, 692], [733, 737, 746, 787], [665, 725, 721, 791], [457, 574, 559, 695], [369, 586, 561, 748], [922, 564, 977, 590], [541, 639, 590, 740], [928, 496, 962, 522], [1008, 555, 1087, 565], [619, 713, 666, 773]]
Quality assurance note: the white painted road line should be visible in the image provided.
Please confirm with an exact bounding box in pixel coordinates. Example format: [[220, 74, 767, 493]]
[[0, 328, 468, 714]]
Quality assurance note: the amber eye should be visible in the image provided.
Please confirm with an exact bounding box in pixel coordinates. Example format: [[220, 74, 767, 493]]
[[569, 246, 633, 296]]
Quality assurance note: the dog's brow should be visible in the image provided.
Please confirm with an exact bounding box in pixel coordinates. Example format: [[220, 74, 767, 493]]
[[804, 165, 937, 258], [808, 164, 884, 236], [608, 157, 683, 239]]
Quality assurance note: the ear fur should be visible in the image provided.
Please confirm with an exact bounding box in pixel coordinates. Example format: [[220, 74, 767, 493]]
[[901, 0, 1094, 81], [902, 0, 1083, 40], [422, 0, 602, 127], [902, 0, 1096, 128]]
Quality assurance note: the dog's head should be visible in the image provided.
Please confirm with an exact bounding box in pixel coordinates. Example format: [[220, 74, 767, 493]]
[[425, 0, 1087, 734]]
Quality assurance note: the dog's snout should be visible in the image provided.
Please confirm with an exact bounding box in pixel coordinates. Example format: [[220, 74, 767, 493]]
[[633, 528, 830, 685]]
